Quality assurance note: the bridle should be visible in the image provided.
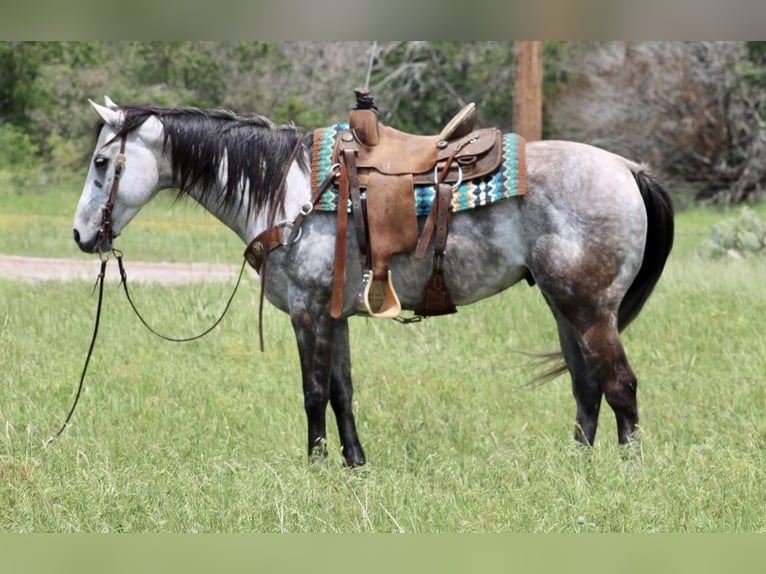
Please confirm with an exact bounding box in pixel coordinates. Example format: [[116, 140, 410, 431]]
[[47, 128, 307, 445], [96, 133, 127, 256], [46, 132, 129, 446]]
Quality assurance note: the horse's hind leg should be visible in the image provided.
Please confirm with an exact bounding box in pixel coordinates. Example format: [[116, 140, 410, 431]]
[[543, 295, 639, 446], [549, 309, 603, 446], [569, 312, 638, 445]]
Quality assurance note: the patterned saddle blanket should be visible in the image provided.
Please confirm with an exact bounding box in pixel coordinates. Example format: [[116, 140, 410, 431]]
[[310, 123, 527, 215]]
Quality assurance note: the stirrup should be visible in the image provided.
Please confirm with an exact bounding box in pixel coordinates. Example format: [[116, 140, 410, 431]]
[[360, 270, 401, 319]]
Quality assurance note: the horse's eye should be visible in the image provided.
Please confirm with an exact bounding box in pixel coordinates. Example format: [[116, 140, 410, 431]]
[[93, 155, 108, 170]]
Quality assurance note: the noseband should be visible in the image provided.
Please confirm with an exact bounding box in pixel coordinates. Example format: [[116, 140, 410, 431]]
[[96, 134, 127, 255]]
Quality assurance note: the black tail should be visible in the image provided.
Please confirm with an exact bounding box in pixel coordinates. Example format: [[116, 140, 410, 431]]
[[618, 170, 674, 332]]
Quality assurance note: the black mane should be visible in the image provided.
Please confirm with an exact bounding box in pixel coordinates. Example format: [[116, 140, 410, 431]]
[[100, 104, 310, 220]]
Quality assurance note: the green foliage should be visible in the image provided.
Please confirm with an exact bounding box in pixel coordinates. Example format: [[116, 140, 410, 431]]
[[746, 41, 766, 65], [0, 41, 102, 128], [0, 123, 42, 191], [0, 123, 40, 167], [542, 41, 571, 93], [0, 42, 47, 128], [121, 42, 226, 108], [370, 41, 516, 133], [3, 41, 766, 208], [232, 41, 272, 71], [271, 92, 330, 128], [367, 41, 573, 135], [699, 207, 766, 259]]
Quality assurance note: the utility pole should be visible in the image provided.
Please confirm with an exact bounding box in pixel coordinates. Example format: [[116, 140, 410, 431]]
[[513, 41, 543, 141]]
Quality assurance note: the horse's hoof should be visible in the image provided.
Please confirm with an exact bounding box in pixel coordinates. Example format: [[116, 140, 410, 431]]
[[343, 446, 366, 468], [344, 458, 366, 469]]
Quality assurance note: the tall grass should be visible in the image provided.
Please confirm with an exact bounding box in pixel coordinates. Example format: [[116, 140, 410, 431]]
[[1, 187, 766, 532]]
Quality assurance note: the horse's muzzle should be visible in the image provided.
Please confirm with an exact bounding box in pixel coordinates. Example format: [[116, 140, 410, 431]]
[[73, 228, 112, 253]]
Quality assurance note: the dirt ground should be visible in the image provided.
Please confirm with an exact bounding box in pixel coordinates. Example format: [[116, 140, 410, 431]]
[[0, 254, 248, 285]]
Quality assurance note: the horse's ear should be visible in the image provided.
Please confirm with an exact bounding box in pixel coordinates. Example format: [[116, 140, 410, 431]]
[[103, 95, 119, 110], [89, 99, 122, 127]]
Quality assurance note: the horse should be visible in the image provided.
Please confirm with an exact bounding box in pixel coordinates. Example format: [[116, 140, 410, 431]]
[[73, 97, 674, 467]]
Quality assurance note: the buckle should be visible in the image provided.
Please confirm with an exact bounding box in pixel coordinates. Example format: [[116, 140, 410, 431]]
[[274, 220, 302, 246]]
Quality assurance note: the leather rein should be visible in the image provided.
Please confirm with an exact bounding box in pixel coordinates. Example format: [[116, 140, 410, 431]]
[[46, 134, 131, 446]]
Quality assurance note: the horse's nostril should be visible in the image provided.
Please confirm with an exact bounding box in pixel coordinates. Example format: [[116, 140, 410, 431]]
[[73, 229, 81, 244]]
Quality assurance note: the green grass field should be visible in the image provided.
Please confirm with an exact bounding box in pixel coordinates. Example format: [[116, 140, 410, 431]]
[[2, 183, 766, 532]]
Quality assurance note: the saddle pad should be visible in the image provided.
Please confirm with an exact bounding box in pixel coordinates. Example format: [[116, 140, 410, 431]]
[[310, 124, 527, 216]]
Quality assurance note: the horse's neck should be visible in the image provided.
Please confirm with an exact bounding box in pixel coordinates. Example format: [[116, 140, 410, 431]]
[[181, 158, 312, 246], [183, 181, 252, 244]]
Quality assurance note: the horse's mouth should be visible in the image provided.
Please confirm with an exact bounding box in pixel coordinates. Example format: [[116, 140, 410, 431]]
[[73, 229, 118, 253]]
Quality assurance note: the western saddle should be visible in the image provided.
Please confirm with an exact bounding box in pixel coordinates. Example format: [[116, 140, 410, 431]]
[[329, 88, 504, 319], [243, 88, 506, 321]]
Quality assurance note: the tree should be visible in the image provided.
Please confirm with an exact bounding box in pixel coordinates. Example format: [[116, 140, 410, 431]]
[[546, 41, 766, 203], [369, 42, 516, 133], [0, 42, 46, 128]]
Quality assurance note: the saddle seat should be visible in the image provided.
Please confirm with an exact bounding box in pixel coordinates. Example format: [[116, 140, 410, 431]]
[[336, 102, 502, 186], [329, 89, 505, 320]]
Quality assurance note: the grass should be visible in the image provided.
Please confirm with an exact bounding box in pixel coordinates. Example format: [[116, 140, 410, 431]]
[[0, 179, 242, 263], [2, 183, 766, 532]]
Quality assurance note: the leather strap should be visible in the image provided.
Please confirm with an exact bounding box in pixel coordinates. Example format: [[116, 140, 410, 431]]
[[414, 148, 457, 259], [255, 133, 305, 352], [413, 182, 457, 317], [97, 134, 127, 254], [345, 149, 370, 265], [245, 162, 340, 273], [433, 182, 452, 255], [244, 227, 284, 273], [330, 150, 353, 318]]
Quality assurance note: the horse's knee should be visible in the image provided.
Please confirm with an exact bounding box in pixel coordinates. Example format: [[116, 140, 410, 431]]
[[303, 387, 330, 415]]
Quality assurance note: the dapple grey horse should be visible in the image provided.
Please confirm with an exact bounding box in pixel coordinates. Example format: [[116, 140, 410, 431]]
[[73, 98, 673, 467]]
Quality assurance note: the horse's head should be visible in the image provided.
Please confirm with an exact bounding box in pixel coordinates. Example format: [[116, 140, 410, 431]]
[[73, 97, 168, 253]]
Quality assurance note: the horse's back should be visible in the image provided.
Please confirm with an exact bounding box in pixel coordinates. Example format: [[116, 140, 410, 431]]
[[526, 139, 643, 197]]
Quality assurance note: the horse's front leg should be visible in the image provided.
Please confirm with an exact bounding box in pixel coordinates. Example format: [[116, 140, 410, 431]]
[[290, 298, 365, 465], [329, 318, 366, 467], [290, 299, 335, 459]]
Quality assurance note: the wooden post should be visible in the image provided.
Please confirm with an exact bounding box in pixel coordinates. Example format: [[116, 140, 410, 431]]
[[513, 41, 543, 141]]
